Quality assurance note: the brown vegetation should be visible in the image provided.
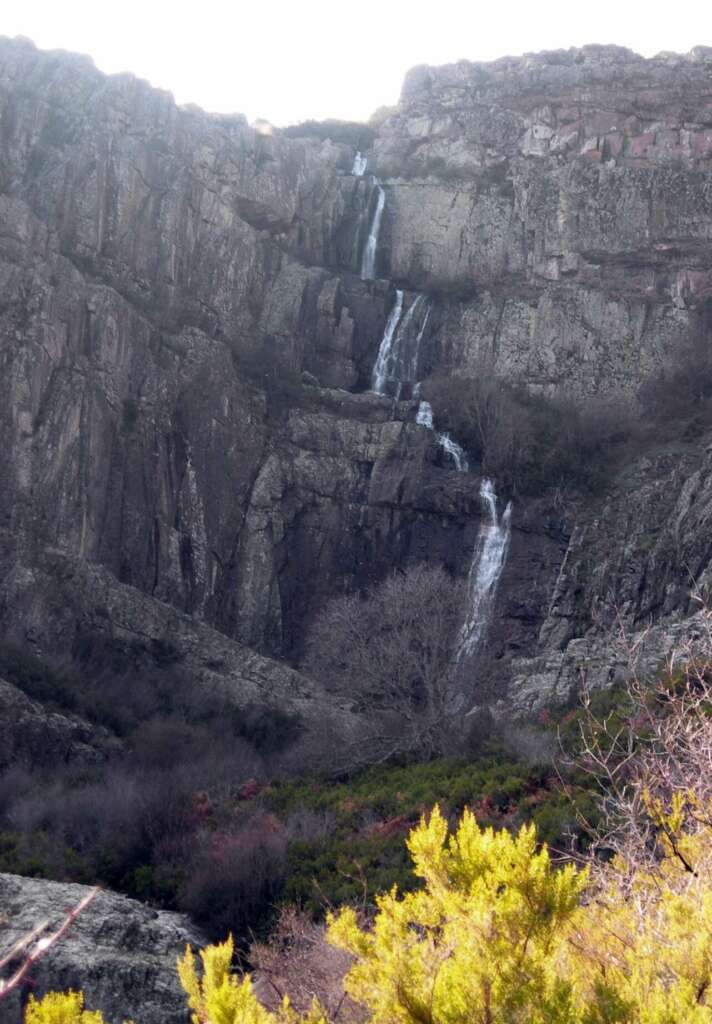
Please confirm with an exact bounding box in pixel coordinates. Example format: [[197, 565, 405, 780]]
[[422, 361, 633, 496], [304, 564, 466, 758]]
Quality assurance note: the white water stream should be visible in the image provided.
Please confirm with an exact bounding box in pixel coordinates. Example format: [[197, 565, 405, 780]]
[[372, 294, 431, 397], [352, 151, 368, 176], [360, 180, 385, 280], [456, 478, 512, 660], [416, 400, 468, 472], [372, 290, 469, 472], [369, 294, 511, 658], [372, 289, 404, 393]]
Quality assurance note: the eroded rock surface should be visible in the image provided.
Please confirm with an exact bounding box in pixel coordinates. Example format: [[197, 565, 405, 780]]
[[373, 46, 712, 395], [0, 874, 203, 1024], [0, 678, 113, 769]]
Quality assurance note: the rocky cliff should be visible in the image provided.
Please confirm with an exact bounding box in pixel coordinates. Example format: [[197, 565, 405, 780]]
[[1, 35, 711, 732]]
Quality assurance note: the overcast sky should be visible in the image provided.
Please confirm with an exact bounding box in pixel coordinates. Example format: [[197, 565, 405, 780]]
[[2, 0, 710, 125]]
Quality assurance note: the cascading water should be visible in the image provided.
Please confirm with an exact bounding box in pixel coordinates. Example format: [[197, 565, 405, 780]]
[[370, 291, 468, 472], [360, 180, 385, 280], [415, 400, 434, 428], [438, 433, 468, 473], [363, 237, 505, 659], [416, 400, 469, 471], [373, 294, 429, 397], [372, 289, 404, 393], [456, 478, 512, 659], [352, 151, 368, 176]]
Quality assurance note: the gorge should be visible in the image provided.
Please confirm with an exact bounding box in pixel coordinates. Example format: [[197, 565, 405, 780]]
[[2, 34, 712, 1021]]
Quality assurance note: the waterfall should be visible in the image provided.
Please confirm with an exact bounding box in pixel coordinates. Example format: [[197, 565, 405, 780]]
[[456, 478, 512, 659], [416, 400, 434, 429], [372, 290, 404, 393], [370, 292, 468, 471], [371, 291, 468, 472], [360, 180, 385, 280], [416, 400, 469, 472], [438, 433, 468, 473], [352, 151, 368, 176], [372, 294, 430, 397]]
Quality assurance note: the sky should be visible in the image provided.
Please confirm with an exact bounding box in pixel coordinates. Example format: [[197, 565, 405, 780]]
[[1, 0, 711, 126]]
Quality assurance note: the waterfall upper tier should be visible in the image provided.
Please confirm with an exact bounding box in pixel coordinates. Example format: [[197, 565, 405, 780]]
[[360, 179, 385, 280]]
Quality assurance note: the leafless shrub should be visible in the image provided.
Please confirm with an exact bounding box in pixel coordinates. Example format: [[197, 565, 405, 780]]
[[639, 300, 712, 435], [283, 808, 336, 845], [0, 766, 32, 818], [560, 607, 712, 883], [423, 363, 635, 495], [251, 906, 366, 1023], [498, 724, 557, 766]]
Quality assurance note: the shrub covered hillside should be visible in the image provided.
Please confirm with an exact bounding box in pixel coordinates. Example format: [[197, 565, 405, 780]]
[[14, 657, 712, 1023], [24, 802, 712, 1024], [0, 626, 600, 944]]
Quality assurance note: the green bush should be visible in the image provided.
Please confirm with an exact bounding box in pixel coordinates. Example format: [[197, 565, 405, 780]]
[[263, 756, 579, 917]]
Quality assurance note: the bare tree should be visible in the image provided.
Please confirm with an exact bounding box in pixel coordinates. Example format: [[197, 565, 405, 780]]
[[304, 565, 465, 758]]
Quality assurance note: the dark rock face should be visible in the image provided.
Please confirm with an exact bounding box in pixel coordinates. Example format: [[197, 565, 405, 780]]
[[0, 874, 203, 1024], [0, 678, 113, 769], [0, 35, 711, 715]]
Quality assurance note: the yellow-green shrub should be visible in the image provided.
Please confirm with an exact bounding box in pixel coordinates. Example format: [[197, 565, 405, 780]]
[[23, 799, 712, 1024], [24, 991, 105, 1024]]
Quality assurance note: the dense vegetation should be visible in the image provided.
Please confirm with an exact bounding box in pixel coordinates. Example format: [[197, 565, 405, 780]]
[[25, 801, 712, 1023], [19, 648, 712, 1022], [0, 639, 606, 946], [0, 727, 586, 942], [422, 367, 634, 496]]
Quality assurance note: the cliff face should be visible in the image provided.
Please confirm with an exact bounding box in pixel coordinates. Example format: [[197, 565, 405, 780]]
[[377, 46, 712, 396], [0, 36, 711, 724]]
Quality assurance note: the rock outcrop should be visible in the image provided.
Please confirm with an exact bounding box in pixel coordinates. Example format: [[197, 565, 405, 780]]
[[0, 874, 202, 1024], [0, 678, 113, 769]]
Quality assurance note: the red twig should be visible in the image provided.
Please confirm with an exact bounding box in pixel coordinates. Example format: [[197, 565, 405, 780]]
[[0, 887, 100, 1000]]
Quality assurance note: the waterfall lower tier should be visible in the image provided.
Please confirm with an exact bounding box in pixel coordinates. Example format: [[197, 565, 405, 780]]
[[456, 478, 512, 660], [352, 151, 368, 176], [360, 179, 385, 280]]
